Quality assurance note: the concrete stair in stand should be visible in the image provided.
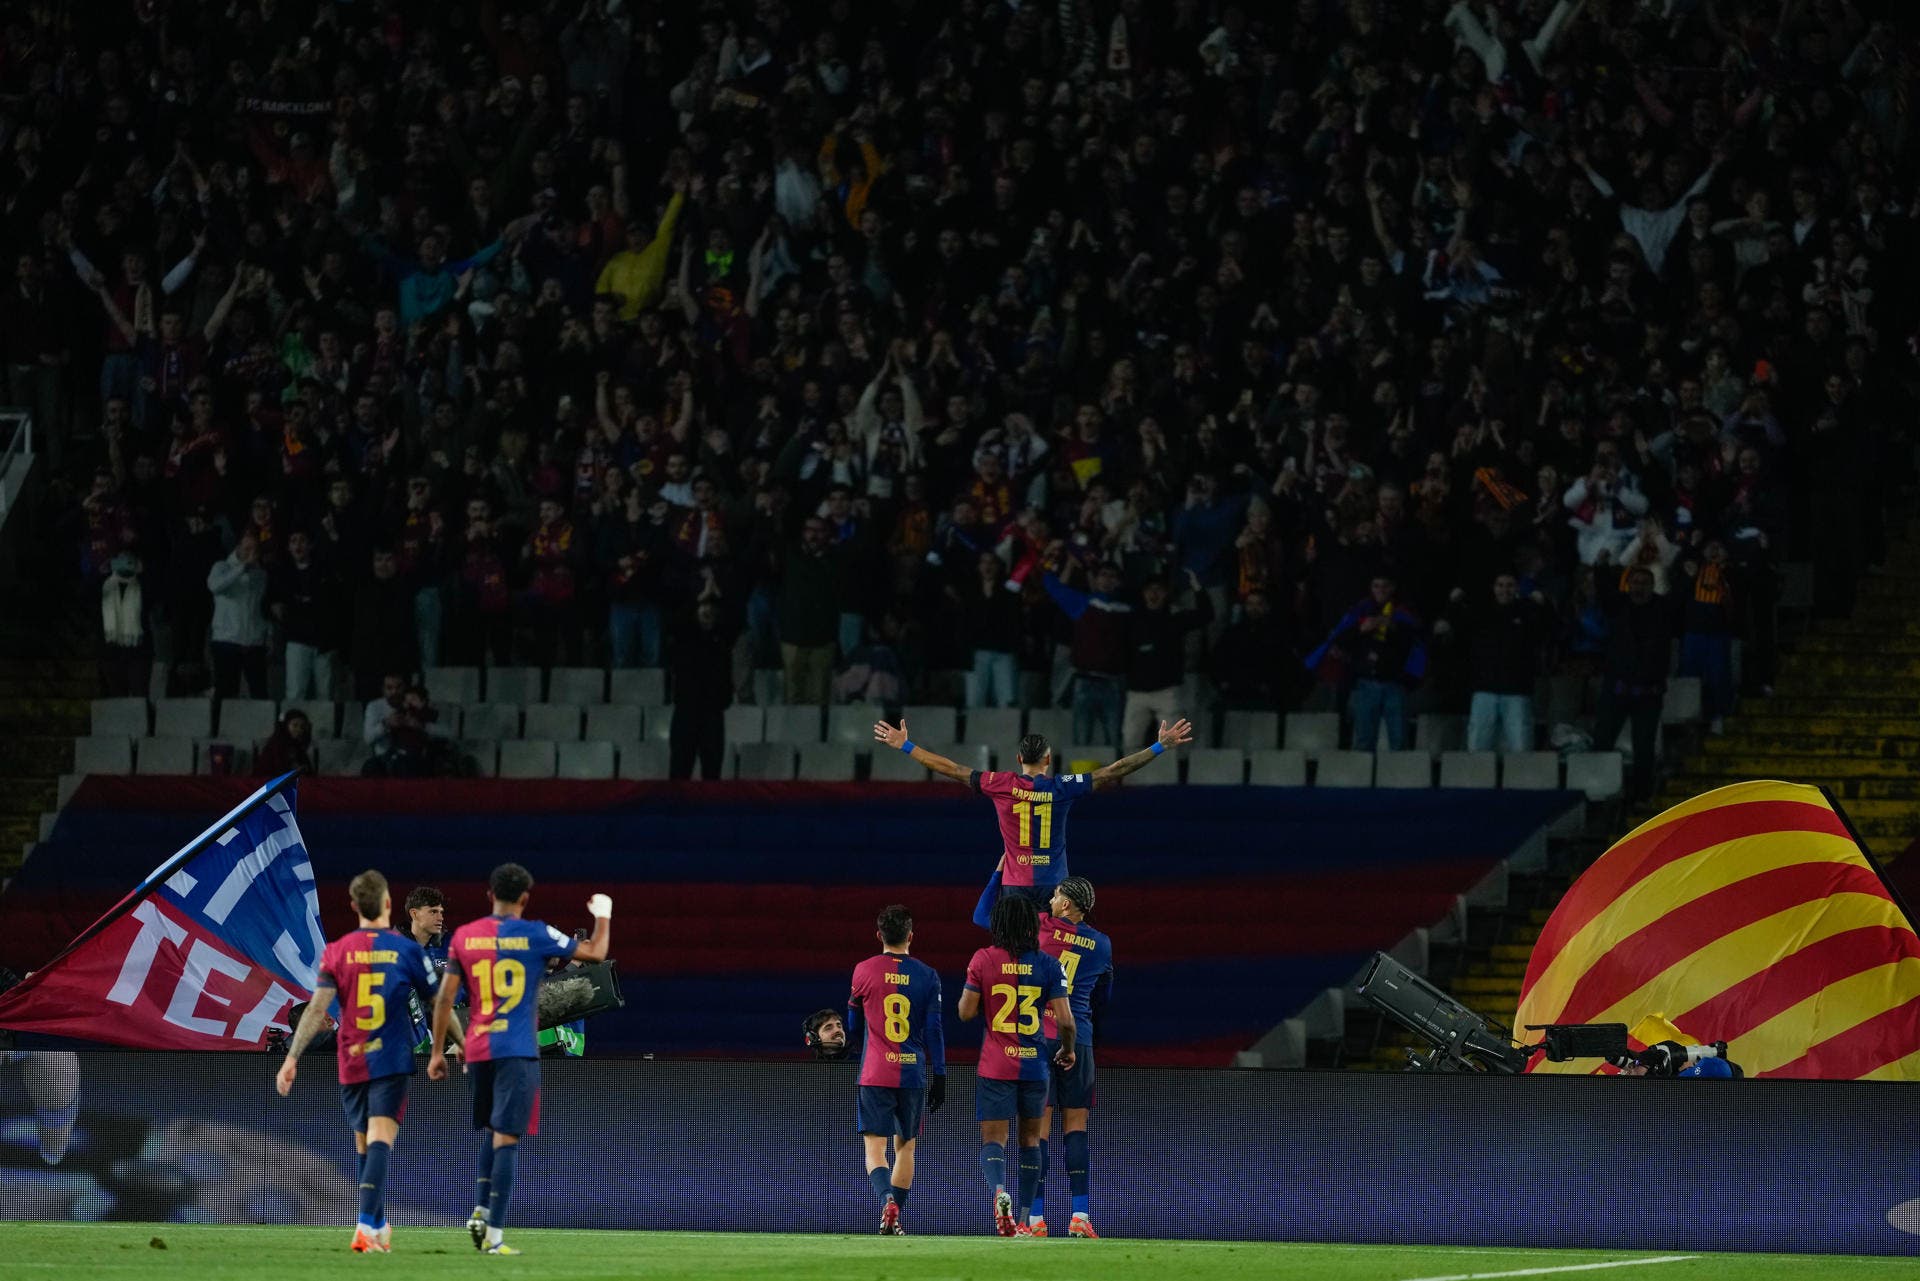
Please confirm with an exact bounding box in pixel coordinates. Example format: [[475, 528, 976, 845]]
[[0, 599, 96, 883]]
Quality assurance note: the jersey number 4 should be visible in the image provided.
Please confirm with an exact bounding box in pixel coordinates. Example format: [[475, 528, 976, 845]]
[[882, 993, 912, 1043], [470, 958, 527, 1018], [1011, 799, 1053, 849], [989, 983, 1042, 1035]]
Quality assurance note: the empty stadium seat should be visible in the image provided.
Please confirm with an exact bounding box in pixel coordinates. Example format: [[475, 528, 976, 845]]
[[869, 749, 927, 782], [73, 735, 134, 775], [734, 742, 796, 780], [90, 697, 149, 738], [423, 666, 481, 704], [556, 741, 617, 780], [1566, 751, 1624, 800], [318, 740, 369, 777], [1185, 748, 1248, 785], [1439, 751, 1499, 789], [901, 705, 958, 743], [797, 745, 856, 781], [485, 666, 543, 704], [461, 741, 500, 778], [1502, 752, 1563, 790], [1025, 709, 1072, 747], [963, 708, 1023, 746], [1315, 751, 1374, 788], [218, 699, 278, 744], [827, 705, 885, 746], [1247, 749, 1308, 786], [461, 704, 522, 740], [1219, 710, 1280, 752], [524, 704, 584, 742], [153, 698, 213, 739], [1055, 744, 1106, 773], [135, 737, 195, 775], [586, 704, 643, 743], [644, 707, 673, 743], [1375, 751, 1435, 789], [1283, 712, 1341, 758], [764, 705, 824, 744], [617, 742, 670, 780], [298, 702, 343, 738], [1127, 754, 1180, 785], [1662, 677, 1703, 724], [611, 669, 668, 705], [499, 740, 559, 779], [548, 667, 609, 705], [1414, 713, 1466, 756], [724, 705, 765, 744]]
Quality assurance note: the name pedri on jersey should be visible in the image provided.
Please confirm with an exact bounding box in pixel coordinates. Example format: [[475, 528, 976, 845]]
[[965, 944, 1067, 1081], [849, 953, 946, 1089], [317, 927, 438, 1083], [970, 770, 1094, 887], [447, 915, 578, 1062]]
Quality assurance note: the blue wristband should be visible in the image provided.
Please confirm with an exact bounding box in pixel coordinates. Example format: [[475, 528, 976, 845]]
[[901, 740, 917, 755], [1150, 741, 1165, 756]]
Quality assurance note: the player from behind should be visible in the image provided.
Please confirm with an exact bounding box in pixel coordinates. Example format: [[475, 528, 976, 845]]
[[1031, 876, 1113, 1238], [847, 903, 947, 1236], [276, 869, 442, 1254], [429, 862, 612, 1256], [873, 718, 1192, 914], [957, 894, 1073, 1237]]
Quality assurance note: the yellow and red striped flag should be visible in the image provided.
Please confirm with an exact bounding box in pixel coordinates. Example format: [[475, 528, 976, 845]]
[[1516, 781, 1920, 1079]]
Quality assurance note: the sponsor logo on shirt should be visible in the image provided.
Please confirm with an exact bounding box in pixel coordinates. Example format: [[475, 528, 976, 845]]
[[1004, 1044, 1038, 1059], [348, 1037, 383, 1057]]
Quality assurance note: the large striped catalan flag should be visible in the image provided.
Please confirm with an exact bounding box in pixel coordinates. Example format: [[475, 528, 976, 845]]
[[1516, 781, 1920, 1079]]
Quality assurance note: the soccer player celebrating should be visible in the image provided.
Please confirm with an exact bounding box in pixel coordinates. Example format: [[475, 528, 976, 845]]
[[276, 869, 443, 1254], [872, 717, 1193, 913], [429, 863, 611, 1256], [957, 894, 1073, 1237], [847, 904, 947, 1236], [1032, 876, 1114, 1238]]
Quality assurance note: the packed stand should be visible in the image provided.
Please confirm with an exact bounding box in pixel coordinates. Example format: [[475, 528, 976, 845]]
[[8, 0, 1918, 793]]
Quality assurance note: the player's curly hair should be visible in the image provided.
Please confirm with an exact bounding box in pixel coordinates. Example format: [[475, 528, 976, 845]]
[[1017, 733, 1051, 765], [990, 893, 1040, 957]]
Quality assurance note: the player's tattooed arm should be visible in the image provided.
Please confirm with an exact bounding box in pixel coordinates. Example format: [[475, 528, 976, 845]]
[[285, 985, 336, 1059], [873, 717, 971, 783], [1091, 718, 1194, 790]]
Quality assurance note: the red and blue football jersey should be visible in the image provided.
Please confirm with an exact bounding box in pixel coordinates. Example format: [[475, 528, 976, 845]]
[[1038, 912, 1113, 1041], [849, 953, 946, 1089], [446, 915, 578, 1062], [965, 944, 1067, 1081], [970, 770, 1094, 887], [317, 928, 438, 1083]]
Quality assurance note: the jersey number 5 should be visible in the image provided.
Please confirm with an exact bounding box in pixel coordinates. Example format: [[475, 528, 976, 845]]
[[352, 972, 385, 1031], [882, 993, 912, 1043], [471, 958, 526, 1017], [1011, 799, 1053, 849], [989, 983, 1042, 1035]]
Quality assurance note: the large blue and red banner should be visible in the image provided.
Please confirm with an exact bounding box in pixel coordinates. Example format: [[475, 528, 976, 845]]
[[0, 775, 323, 1050], [0, 779, 1577, 1064]]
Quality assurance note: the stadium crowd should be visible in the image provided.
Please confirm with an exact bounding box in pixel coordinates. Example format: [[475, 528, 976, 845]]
[[8, 0, 1917, 790]]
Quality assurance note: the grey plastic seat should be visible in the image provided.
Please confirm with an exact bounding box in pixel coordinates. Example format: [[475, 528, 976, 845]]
[[1375, 751, 1435, 789], [73, 735, 134, 775], [611, 668, 668, 705], [154, 698, 213, 739], [90, 697, 150, 738], [1185, 749, 1248, 785], [557, 741, 616, 780], [1220, 710, 1280, 751], [1439, 751, 1499, 789], [549, 667, 608, 705], [1314, 750, 1374, 788], [1284, 712, 1341, 759], [1502, 752, 1563, 790], [135, 737, 195, 775], [734, 742, 797, 780], [499, 740, 559, 779], [524, 704, 584, 742], [1247, 749, 1308, 786]]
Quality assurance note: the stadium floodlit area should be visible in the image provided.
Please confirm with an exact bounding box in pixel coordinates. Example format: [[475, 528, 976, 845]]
[[5, 1227, 1913, 1281]]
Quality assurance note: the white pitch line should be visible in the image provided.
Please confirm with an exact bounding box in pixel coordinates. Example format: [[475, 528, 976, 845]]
[[1402, 1256, 1700, 1281]]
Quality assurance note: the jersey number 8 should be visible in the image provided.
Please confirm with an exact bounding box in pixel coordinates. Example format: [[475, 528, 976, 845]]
[[989, 983, 1042, 1035], [882, 993, 911, 1043]]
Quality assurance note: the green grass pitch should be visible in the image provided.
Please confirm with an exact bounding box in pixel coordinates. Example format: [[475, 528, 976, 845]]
[[6, 1225, 1916, 1280]]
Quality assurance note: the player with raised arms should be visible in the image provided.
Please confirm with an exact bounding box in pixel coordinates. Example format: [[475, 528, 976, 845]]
[[276, 869, 444, 1254], [957, 894, 1073, 1237], [429, 862, 611, 1256], [1030, 875, 1113, 1237], [846, 903, 946, 1235], [871, 717, 1193, 913]]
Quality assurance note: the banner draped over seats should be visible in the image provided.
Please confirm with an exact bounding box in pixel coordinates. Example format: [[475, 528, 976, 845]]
[[1517, 781, 1920, 1079], [2, 779, 1577, 1064]]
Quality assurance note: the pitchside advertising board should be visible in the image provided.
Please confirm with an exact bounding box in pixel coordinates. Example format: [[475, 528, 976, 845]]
[[2, 1054, 1919, 1256], [0, 776, 322, 1049]]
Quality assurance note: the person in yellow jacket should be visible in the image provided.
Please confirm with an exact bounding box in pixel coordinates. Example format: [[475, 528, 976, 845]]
[[595, 181, 686, 320]]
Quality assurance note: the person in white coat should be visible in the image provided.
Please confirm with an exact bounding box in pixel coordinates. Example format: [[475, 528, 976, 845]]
[[207, 531, 270, 699]]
